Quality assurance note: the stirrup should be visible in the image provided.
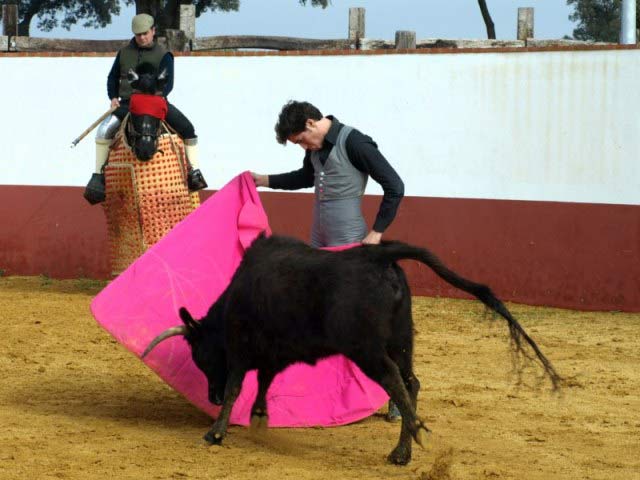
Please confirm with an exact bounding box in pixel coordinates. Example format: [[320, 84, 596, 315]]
[[187, 168, 208, 192]]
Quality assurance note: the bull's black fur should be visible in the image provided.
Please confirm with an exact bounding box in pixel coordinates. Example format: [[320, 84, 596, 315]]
[[146, 233, 561, 465]]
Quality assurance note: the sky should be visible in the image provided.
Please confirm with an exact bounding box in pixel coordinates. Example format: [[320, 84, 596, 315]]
[[32, 0, 578, 41]]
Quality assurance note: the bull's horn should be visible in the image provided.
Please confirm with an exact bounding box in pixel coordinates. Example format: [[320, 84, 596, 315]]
[[157, 68, 168, 81], [141, 326, 187, 358], [127, 68, 139, 83]]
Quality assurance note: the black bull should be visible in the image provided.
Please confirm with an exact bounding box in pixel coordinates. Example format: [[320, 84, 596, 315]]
[[143, 234, 561, 465]]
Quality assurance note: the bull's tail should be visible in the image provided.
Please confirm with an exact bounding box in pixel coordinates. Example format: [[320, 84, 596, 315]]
[[373, 241, 562, 390]]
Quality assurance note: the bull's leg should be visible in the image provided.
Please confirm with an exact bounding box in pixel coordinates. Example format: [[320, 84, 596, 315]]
[[350, 352, 428, 465], [204, 367, 246, 445], [386, 346, 423, 465], [386, 301, 423, 463], [388, 341, 421, 409], [249, 369, 277, 430]]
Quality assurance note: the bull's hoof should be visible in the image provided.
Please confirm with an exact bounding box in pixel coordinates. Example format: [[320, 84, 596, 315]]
[[414, 419, 431, 448], [250, 413, 269, 430], [204, 430, 224, 445], [387, 447, 411, 465]]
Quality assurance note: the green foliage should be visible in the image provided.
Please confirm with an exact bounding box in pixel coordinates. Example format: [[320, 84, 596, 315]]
[[567, 0, 640, 42], [189, 0, 328, 18], [1, 0, 135, 35], [191, 0, 240, 16], [5, 0, 330, 36], [298, 0, 329, 8]]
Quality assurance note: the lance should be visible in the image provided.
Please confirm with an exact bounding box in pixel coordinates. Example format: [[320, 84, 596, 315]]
[[70, 106, 117, 148]]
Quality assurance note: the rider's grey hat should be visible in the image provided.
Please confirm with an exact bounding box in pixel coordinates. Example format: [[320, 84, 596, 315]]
[[132, 13, 154, 34]]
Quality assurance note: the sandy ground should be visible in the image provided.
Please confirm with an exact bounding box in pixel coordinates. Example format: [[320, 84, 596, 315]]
[[1, 276, 638, 480]]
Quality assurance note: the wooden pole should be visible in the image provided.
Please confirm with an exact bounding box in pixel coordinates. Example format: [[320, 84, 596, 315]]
[[395, 31, 416, 49], [349, 7, 365, 46], [2, 4, 18, 37], [70, 107, 117, 148], [517, 7, 534, 41]]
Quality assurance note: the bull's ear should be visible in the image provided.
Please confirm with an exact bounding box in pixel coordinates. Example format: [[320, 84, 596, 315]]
[[127, 68, 139, 84], [179, 307, 201, 332]]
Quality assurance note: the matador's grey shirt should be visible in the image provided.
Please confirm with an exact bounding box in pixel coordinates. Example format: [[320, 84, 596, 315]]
[[269, 116, 405, 247]]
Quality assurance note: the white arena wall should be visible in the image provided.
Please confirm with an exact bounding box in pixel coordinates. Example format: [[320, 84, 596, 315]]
[[0, 46, 638, 311]]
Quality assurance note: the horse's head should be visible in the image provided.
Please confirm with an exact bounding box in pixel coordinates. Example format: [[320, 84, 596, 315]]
[[126, 63, 168, 161], [127, 111, 162, 161]]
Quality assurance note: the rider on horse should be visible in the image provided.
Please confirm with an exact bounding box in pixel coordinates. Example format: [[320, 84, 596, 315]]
[[84, 13, 207, 205]]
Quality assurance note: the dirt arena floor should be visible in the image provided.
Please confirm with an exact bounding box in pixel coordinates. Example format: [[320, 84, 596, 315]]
[[1, 276, 638, 480]]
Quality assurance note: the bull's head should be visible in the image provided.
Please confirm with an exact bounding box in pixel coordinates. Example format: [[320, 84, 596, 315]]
[[142, 307, 228, 406]]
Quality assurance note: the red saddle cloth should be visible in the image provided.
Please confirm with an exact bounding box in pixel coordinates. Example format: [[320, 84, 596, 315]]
[[129, 93, 168, 120]]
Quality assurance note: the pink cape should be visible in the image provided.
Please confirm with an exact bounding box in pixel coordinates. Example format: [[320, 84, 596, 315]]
[[90, 172, 388, 426]]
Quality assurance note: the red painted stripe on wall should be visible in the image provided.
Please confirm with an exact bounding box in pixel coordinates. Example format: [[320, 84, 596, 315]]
[[1, 185, 637, 312], [0, 185, 109, 278], [262, 191, 639, 312]]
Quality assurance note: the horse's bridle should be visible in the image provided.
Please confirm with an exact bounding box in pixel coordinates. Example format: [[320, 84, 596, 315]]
[[127, 114, 162, 141]]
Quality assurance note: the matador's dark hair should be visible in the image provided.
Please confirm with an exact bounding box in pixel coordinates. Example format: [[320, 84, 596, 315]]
[[274, 100, 323, 145]]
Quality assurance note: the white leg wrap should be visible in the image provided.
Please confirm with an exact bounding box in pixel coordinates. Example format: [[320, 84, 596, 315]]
[[95, 139, 111, 173], [184, 143, 200, 169]]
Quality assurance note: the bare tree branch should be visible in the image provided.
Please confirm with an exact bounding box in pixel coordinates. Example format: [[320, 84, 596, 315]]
[[477, 0, 496, 39]]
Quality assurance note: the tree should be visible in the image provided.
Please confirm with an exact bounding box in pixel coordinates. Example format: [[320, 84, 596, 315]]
[[1, 0, 329, 37], [477, 0, 496, 39], [136, 0, 328, 34], [0, 1, 135, 36], [135, 1, 239, 33], [567, 0, 640, 42]]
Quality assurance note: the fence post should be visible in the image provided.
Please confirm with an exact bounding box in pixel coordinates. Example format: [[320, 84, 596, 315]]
[[2, 3, 19, 37], [620, 0, 637, 44], [517, 7, 534, 41], [395, 30, 416, 49], [165, 29, 188, 51], [349, 7, 365, 48], [179, 3, 196, 48]]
